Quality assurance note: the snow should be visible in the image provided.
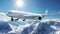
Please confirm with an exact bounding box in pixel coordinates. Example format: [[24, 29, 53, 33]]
[[0, 12, 60, 34]]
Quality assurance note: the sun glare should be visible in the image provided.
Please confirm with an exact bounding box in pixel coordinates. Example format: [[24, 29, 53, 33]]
[[16, 0, 24, 7]]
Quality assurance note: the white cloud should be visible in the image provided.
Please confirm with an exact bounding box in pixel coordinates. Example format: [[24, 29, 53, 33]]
[[0, 11, 60, 34], [41, 18, 60, 22], [0, 12, 10, 21]]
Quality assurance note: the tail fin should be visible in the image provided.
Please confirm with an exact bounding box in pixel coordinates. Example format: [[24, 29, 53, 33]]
[[45, 10, 48, 15]]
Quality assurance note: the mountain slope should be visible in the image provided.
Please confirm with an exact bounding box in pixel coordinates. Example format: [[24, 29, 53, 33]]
[[0, 12, 60, 34]]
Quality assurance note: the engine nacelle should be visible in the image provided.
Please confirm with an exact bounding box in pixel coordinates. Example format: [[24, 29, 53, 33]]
[[11, 17, 19, 21], [38, 17, 42, 20]]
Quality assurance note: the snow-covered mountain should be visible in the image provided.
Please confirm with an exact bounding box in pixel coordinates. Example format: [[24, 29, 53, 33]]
[[0, 12, 60, 34]]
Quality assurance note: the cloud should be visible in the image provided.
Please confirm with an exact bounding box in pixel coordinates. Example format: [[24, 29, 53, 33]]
[[0, 11, 60, 34], [0, 12, 10, 21], [41, 18, 60, 22]]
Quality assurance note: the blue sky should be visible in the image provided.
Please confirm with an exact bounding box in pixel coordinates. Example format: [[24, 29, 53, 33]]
[[0, 0, 60, 19]]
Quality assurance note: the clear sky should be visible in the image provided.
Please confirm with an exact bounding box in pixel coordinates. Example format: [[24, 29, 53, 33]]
[[0, 0, 60, 19]]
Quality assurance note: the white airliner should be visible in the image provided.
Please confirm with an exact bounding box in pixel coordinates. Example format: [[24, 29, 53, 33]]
[[7, 10, 50, 21]]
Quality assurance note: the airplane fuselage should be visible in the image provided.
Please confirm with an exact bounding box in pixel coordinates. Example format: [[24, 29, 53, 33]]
[[7, 10, 42, 21]]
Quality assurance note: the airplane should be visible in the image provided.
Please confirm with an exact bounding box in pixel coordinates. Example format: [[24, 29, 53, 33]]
[[6, 10, 51, 21]]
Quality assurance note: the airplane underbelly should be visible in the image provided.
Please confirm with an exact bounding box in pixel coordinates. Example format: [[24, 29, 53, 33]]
[[23, 16, 38, 20]]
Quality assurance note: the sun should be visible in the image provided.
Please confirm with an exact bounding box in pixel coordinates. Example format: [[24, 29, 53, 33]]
[[16, 0, 24, 7]]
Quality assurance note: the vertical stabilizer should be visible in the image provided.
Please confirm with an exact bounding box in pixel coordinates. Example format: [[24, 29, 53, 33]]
[[45, 10, 48, 15]]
